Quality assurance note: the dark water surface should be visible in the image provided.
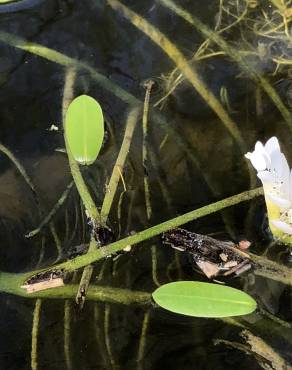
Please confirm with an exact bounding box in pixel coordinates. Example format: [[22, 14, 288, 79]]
[[0, 0, 291, 369]]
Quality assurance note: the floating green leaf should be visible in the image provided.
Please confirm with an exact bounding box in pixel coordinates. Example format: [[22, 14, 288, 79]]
[[152, 281, 257, 318], [65, 95, 104, 165]]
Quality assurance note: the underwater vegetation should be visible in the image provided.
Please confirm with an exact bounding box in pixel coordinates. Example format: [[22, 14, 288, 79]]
[[0, 0, 291, 369], [65, 95, 104, 166]]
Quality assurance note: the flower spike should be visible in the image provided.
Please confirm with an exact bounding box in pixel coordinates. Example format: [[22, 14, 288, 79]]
[[245, 137, 292, 243]]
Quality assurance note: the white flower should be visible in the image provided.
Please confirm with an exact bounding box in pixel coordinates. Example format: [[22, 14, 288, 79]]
[[245, 136, 292, 237]]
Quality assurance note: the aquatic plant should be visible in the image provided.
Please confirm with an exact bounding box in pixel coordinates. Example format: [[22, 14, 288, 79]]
[[152, 281, 257, 318], [156, 0, 292, 128], [65, 95, 104, 166], [0, 2, 291, 367], [245, 136, 292, 244]]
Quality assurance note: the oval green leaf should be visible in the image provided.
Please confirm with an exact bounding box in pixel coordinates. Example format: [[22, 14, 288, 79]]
[[152, 281, 257, 318], [65, 95, 104, 165]]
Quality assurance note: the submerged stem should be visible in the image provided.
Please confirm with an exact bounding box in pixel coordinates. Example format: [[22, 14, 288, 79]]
[[64, 300, 73, 370], [31, 299, 42, 370], [77, 106, 141, 306], [0, 272, 151, 303], [142, 80, 154, 221], [101, 107, 141, 221], [62, 67, 101, 224], [137, 310, 151, 369], [31, 187, 264, 274], [107, 0, 247, 152], [142, 81, 161, 287], [26, 181, 74, 238], [0, 142, 38, 201], [0, 30, 248, 200], [157, 0, 292, 129]]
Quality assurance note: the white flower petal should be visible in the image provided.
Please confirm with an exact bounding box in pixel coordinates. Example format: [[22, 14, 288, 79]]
[[245, 151, 267, 171], [255, 142, 271, 167], [255, 141, 265, 152], [247, 137, 292, 204], [279, 153, 289, 176], [270, 149, 284, 174], [271, 220, 292, 234], [266, 194, 290, 209], [279, 152, 290, 198], [265, 136, 280, 156], [263, 152, 271, 168], [257, 170, 273, 184]]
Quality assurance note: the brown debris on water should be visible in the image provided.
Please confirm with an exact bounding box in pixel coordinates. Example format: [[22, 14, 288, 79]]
[[162, 228, 252, 279]]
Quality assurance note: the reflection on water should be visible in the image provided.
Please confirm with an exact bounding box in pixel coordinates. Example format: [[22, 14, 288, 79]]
[[0, 0, 291, 369]]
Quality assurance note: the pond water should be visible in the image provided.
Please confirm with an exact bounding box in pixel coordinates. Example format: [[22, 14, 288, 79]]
[[0, 0, 291, 369]]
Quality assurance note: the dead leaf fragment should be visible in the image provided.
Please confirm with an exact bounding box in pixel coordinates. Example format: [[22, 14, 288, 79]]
[[224, 260, 238, 268], [219, 253, 228, 262], [21, 277, 64, 293], [196, 260, 220, 278]]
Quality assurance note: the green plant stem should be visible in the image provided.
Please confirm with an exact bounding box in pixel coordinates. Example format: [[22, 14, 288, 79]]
[[0, 142, 37, 200], [31, 299, 42, 370], [62, 67, 101, 305], [50, 223, 62, 262], [251, 252, 292, 285], [29, 187, 263, 275], [137, 310, 151, 369], [142, 81, 160, 287], [0, 18, 255, 197], [259, 306, 292, 329], [36, 236, 46, 268], [0, 31, 139, 107], [77, 106, 141, 306], [64, 300, 73, 370], [0, 31, 252, 198], [75, 238, 96, 306], [101, 107, 141, 221], [1, 272, 292, 352], [151, 245, 160, 287], [0, 188, 263, 298], [62, 67, 100, 223], [106, 0, 247, 152], [0, 272, 151, 304], [142, 81, 154, 221], [26, 180, 74, 238], [158, 0, 292, 129], [107, 0, 258, 193], [117, 190, 126, 238]]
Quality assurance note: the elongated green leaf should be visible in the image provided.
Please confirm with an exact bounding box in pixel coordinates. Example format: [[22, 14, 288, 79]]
[[152, 281, 257, 318], [65, 95, 104, 165]]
